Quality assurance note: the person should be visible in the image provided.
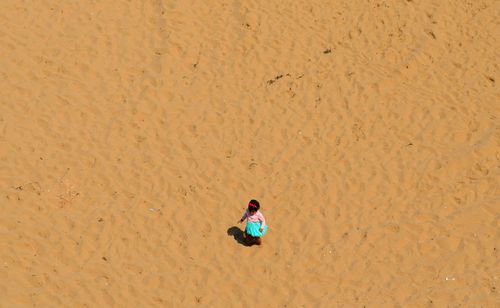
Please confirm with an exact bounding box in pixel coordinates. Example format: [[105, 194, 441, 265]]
[[238, 199, 268, 246]]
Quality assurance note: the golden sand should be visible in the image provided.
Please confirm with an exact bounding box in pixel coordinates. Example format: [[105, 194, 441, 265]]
[[1, 1, 498, 306]]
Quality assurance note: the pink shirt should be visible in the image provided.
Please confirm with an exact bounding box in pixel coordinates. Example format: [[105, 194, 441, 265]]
[[241, 210, 266, 228]]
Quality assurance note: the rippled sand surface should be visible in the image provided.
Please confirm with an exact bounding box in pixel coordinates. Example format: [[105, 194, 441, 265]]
[[1, 1, 498, 306]]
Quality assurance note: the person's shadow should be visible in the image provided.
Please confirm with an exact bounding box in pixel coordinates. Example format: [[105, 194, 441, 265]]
[[227, 226, 246, 246]]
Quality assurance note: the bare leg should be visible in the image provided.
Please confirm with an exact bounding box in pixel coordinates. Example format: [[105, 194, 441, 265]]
[[255, 237, 262, 245], [248, 235, 259, 246], [244, 233, 253, 246], [243, 231, 250, 246]]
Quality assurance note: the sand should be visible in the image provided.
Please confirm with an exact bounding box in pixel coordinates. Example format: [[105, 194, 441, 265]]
[[1, 0, 499, 307]]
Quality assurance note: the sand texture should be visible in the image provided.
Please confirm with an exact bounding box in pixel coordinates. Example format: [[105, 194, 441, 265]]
[[1, 0, 499, 307]]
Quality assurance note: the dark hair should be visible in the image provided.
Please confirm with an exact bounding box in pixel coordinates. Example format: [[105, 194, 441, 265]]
[[248, 199, 260, 211]]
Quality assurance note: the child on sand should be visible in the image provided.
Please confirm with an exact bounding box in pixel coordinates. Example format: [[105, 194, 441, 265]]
[[238, 199, 268, 246]]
